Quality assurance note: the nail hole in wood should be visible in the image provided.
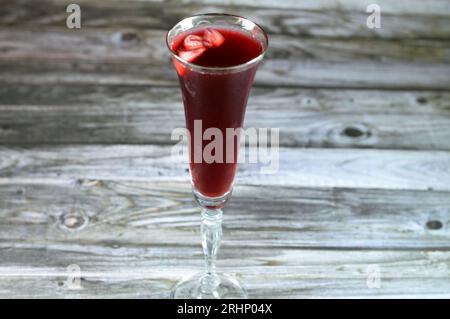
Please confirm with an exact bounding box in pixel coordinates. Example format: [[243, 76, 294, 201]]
[[2, 124, 10, 130], [426, 220, 442, 230]]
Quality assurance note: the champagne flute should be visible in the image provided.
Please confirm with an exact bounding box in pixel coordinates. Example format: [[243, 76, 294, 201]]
[[167, 14, 268, 299]]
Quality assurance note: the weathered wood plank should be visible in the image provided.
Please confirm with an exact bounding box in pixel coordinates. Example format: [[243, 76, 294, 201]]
[[1, 0, 449, 39], [0, 180, 449, 298], [2, 29, 450, 64], [1, 84, 450, 149], [1, 29, 449, 89], [1, 249, 449, 298], [0, 180, 449, 249], [1, 145, 450, 191], [3, 59, 449, 89], [180, 0, 450, 16]]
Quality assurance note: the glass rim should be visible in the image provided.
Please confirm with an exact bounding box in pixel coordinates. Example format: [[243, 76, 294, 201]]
[[166, 13, 269, 73]]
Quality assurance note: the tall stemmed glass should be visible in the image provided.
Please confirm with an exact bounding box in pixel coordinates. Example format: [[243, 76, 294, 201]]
[[167, 14, 268, 299]]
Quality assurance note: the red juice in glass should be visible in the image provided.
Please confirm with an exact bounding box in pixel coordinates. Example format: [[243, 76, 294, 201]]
[[170, 26, 264, 198], [167, 14, 268, 299]]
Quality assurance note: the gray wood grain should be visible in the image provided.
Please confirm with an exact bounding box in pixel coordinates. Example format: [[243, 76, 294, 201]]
[[2, 0, 449, 39], [2, 29, 449, 64], [1, 29, 449, 89], [190, 0, 450, 16], [1, 145, 450, 191], [1, 180, 449, 249], [0, 180, 449, 298], [4, 59, 449, 89], [1, 249, 449, 298], [1, 84, 450, 149]]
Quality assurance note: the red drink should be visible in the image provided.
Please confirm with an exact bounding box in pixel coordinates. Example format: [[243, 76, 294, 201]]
[[170, 26, 264, 198], [168, 14, 268, 300]]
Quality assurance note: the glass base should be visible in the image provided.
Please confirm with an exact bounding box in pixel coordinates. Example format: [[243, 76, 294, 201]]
[[171, 273, 248, 299]]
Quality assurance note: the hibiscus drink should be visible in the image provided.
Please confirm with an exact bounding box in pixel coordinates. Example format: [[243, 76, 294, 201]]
[[170, 26, 264, 198], [167, 14, 268, 299]]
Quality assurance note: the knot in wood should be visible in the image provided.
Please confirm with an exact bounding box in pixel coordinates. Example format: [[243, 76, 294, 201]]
[[60, 211, 88, 231], [121, 32, 138, 42], [426, 220, 443, 230], [343, 127, 364, 138]]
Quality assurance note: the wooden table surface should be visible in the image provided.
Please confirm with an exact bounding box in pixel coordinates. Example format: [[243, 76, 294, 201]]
[[1, 0, 450, 298]]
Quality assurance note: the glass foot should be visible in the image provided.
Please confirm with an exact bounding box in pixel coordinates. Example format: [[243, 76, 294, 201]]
[[171, 273, 248, 299]]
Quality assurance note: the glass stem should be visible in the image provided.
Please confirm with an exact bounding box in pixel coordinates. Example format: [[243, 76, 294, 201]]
[[200, 208, 223, 295]]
